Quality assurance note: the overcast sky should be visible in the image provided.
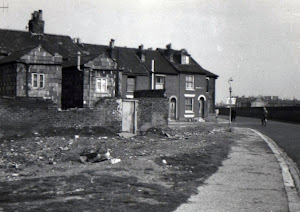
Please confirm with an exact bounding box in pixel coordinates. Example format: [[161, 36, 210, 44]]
[[1, 0, 299, 103]]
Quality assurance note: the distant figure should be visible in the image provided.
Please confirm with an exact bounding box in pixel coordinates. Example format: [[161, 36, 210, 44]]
[[231, 109, 237, 122], [261, 107, 268, 126], [215, 109, 219, 120]]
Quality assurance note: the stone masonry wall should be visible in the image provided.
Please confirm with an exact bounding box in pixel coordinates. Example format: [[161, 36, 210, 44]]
[[0, 63, 17, 96]]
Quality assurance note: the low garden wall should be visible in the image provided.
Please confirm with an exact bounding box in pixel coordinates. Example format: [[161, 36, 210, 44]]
[[0, 96, 169, 134]]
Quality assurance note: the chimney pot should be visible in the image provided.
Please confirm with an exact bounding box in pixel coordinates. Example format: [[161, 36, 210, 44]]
[[166, 43, 172, 50], [38, 10, 43, 20], [28, 10, 45, 34], [110, 39, 115, 49]]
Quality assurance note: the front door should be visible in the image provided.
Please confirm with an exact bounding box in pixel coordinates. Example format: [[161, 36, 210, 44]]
[[122, 101, 136, 133], [199, 97, 205, 119], [169, 98, 176, 120]]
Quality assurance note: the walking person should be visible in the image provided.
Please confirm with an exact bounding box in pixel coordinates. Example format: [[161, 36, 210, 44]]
[[231, 109, 237, 122], [261, 107, 268, 126], [215, 109, 219, 121]]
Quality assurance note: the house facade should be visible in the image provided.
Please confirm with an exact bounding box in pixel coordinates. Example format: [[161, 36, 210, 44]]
[[0, 46, 63, 107], [140, 44, 218, 121]]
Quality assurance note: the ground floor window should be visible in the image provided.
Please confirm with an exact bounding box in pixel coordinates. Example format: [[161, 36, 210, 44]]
[[96, 78, 107, 93], [185, 97, 194, 112], [32, 73, 45, 88]]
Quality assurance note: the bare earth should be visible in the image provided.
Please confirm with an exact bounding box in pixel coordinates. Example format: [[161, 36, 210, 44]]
[[0, 124, 239, 212]]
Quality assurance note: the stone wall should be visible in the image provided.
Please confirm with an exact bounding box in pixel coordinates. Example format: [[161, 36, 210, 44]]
[[0, 63, 17, 96]]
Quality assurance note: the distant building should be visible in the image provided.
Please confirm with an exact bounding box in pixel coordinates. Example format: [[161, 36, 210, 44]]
[[234, 95, 300, 107], [251, 97, 267, 107]]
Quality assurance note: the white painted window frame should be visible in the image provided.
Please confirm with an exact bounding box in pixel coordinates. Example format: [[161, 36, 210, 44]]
[[32, 73, 45, 89], [96, 78, 108, 93], [181, 55, 190, 64], [185, 75, 194, 90], [185, 97, 194, 113], [155, 75, 165, 90]]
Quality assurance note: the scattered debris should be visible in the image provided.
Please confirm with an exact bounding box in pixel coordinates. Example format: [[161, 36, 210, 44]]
[[111, 158, 121, 164], [79, 142, 111, 163]]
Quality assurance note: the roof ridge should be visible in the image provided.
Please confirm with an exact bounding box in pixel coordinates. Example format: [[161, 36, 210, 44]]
[[0, 28, 72, 38]]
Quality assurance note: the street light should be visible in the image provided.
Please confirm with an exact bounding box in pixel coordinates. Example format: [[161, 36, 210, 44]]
[[228, 78, 233, 132]]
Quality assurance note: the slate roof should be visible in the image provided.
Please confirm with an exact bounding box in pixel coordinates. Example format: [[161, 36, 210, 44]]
[[62, 54, 99, 68], [157, 48, 218, 78], [0, 47, 33, 64], [142, 50, 178, 75], [77, 43, 149, 76], [0, 29, 81, 59]]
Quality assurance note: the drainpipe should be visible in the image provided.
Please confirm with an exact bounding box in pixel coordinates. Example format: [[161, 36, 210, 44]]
[[178, 73, 180, 120], [115, 48, 120, 97], [77, 51, 81, 71], [89, 69, 92, 107], [151, 60, 155, 90], [25, 64, 29, 97]]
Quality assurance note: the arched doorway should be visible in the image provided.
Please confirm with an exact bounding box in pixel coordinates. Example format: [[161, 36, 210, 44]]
[[198, 95, 206, 120], [169, 97, 177, 120]]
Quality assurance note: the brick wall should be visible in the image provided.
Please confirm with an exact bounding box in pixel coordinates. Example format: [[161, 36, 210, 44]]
[[53, 98, 122, 131], [0, 96, 168, 134], [207, 77, 216, 114], [136, 97, 168, 131], [0, 97, 122, 133], [0, 97, 53, 131]]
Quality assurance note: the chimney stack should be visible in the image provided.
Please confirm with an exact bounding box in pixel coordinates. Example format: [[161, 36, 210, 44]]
[[138, 44, 145, 62], [28, 10, 45, 34], [109, 39, 116, 59], [166, 43, 173, 62]]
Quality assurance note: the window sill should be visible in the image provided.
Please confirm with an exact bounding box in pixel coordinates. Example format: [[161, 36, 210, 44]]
[[32, 87, 45, 89], [185, 111, 194, 114], [184, 114, 195, 118], [185, 88, 195, 91], [96, 91, 109, 94]]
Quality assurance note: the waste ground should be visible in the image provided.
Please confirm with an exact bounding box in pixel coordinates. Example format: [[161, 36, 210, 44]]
[[0, 124, 240, 212]]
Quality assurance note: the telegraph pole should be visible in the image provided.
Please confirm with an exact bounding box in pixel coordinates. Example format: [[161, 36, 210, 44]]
[[228, 78, 233, 132]]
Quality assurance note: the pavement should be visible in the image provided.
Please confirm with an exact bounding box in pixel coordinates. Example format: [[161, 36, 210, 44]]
[[174, 127, 300, 212]]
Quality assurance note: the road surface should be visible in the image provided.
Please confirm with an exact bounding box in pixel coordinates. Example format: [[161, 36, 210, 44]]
[[220, 115, 300, 170]]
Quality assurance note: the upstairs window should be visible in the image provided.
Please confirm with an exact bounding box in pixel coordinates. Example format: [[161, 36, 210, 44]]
[[127, 77, 135, 92], [155, 76, 165, 89], [181, 55, 190, 64], [186, 75, 194, 90], [96, 78, 107, 93], [206, 78, 209, 92], [32, 73, 44, 88]]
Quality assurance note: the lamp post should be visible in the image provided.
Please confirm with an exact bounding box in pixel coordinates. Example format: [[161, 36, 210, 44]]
[[228, 78, 233, 132]]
